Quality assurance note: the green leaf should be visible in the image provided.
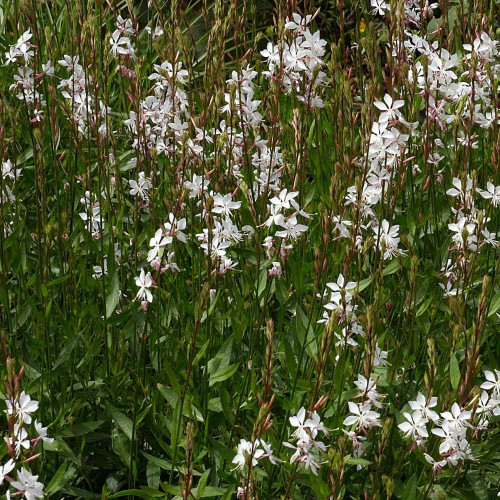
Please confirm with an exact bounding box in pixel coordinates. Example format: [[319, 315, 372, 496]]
[[357, 277, 372, 293], [450, 353, 460, 391], [220, 487, 236, 500], [467, 471, 488, 500], [165, 363, 182, 397], [207, 338, 233, 379], [60, 420, 105, 437], [193, 339, 210, 367], [15, 303, 31, 330], [220, 387, 234, 424], [345, 456, 372, 466], [110, 488, 164, 498], [53, 329, 83, 370], [142, 451, 172, 469], [45, 463, 76, 493], [162, 484, 181, 495], [111, 427, 131, 468], [284, 338, 297, 378], [170, 399, 182, 451], [197, 469, 210, 498], [47, 275, 70, 287], [17, 147, 34, 164], [209, 363, 238, 386], [488, 289, 500, 317], [383, 258, 401, 276], [147, 461, 160, 490], [107, 404, 134, 441], [416, 296, 433, 317], [257, 267, 268, 299], [192, 486, 225, 498], [105, 271, 120, 318], [401, 473, 417, 500]]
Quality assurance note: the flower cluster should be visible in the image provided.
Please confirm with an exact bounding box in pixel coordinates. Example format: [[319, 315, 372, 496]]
[[2, 387, 53, 499], [284, 407, 328, 475], [441, 175, 499, 296], [4, 29, 51, 122], [148, 213, 185, 273], [399, 372, 500, 473], [344, 91, 409, 258], [109, 16, 137, 60], [58, 55, 109, 136], [342, 373, 384, 466], [124, 57, 190, 155], [261, 13, 326, 108], [232, 438, 279, 471], [79, 190, 106, 239], [1, 159, 22, 236]]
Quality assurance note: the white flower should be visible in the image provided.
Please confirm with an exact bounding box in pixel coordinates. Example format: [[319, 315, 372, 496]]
[[268, 261, 282, 279], [134, 268, 153, 303], [481, 370, 500, 396], [325, 274, 356, 308], [34, 420, 54, 444], [184, 174, 209, 198], [424, 453, 447, 472], [284, 13, 312, 31], [289, 407, 310, 443], [6, 391, 39, 424], [2, 160, 22, 180], [373, 94, 404, 122], [148, 228, 171, 264], [343, 429, 367, 460], [477, 182, 500, 207], [398, 411, 429, 440], [285, 441, 322, 475], [333, 327, 358, 348], [260, 440, 281, 465], [232, 439, 264, 471], [263, 204, 284, 228], [42, 59, 55, 77], [164, 213, 187, 243], [431, 421, 457, 454], [0, 459, 15, 485], [371, 0, 390, 15], [440, 403, 471, 430], [212, 193, 241, 218], [11, 467, 44, 500], [439, 281, 458, 298], [447, 176, 474, 207], [14, 30, 34, 62], [304, 411, 329, 439], [373, 220, 404, 260], [408, 393, 439, 423], [354, 374, 383, 408], [343, 402, 381, 429], [261, 42, 280, 67], [275, 215, 308, 240], [269, 189, 299, 211], [129, 172, 152, 199], [109, 30, 133, 57], [481, 228, 498, 247], [374, 344, 389, 367], [10, 424, 30, 457], [92, 257, 108, 279]]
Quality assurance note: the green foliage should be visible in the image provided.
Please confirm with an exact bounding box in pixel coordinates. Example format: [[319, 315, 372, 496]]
[[0, 0, 499, 499]]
